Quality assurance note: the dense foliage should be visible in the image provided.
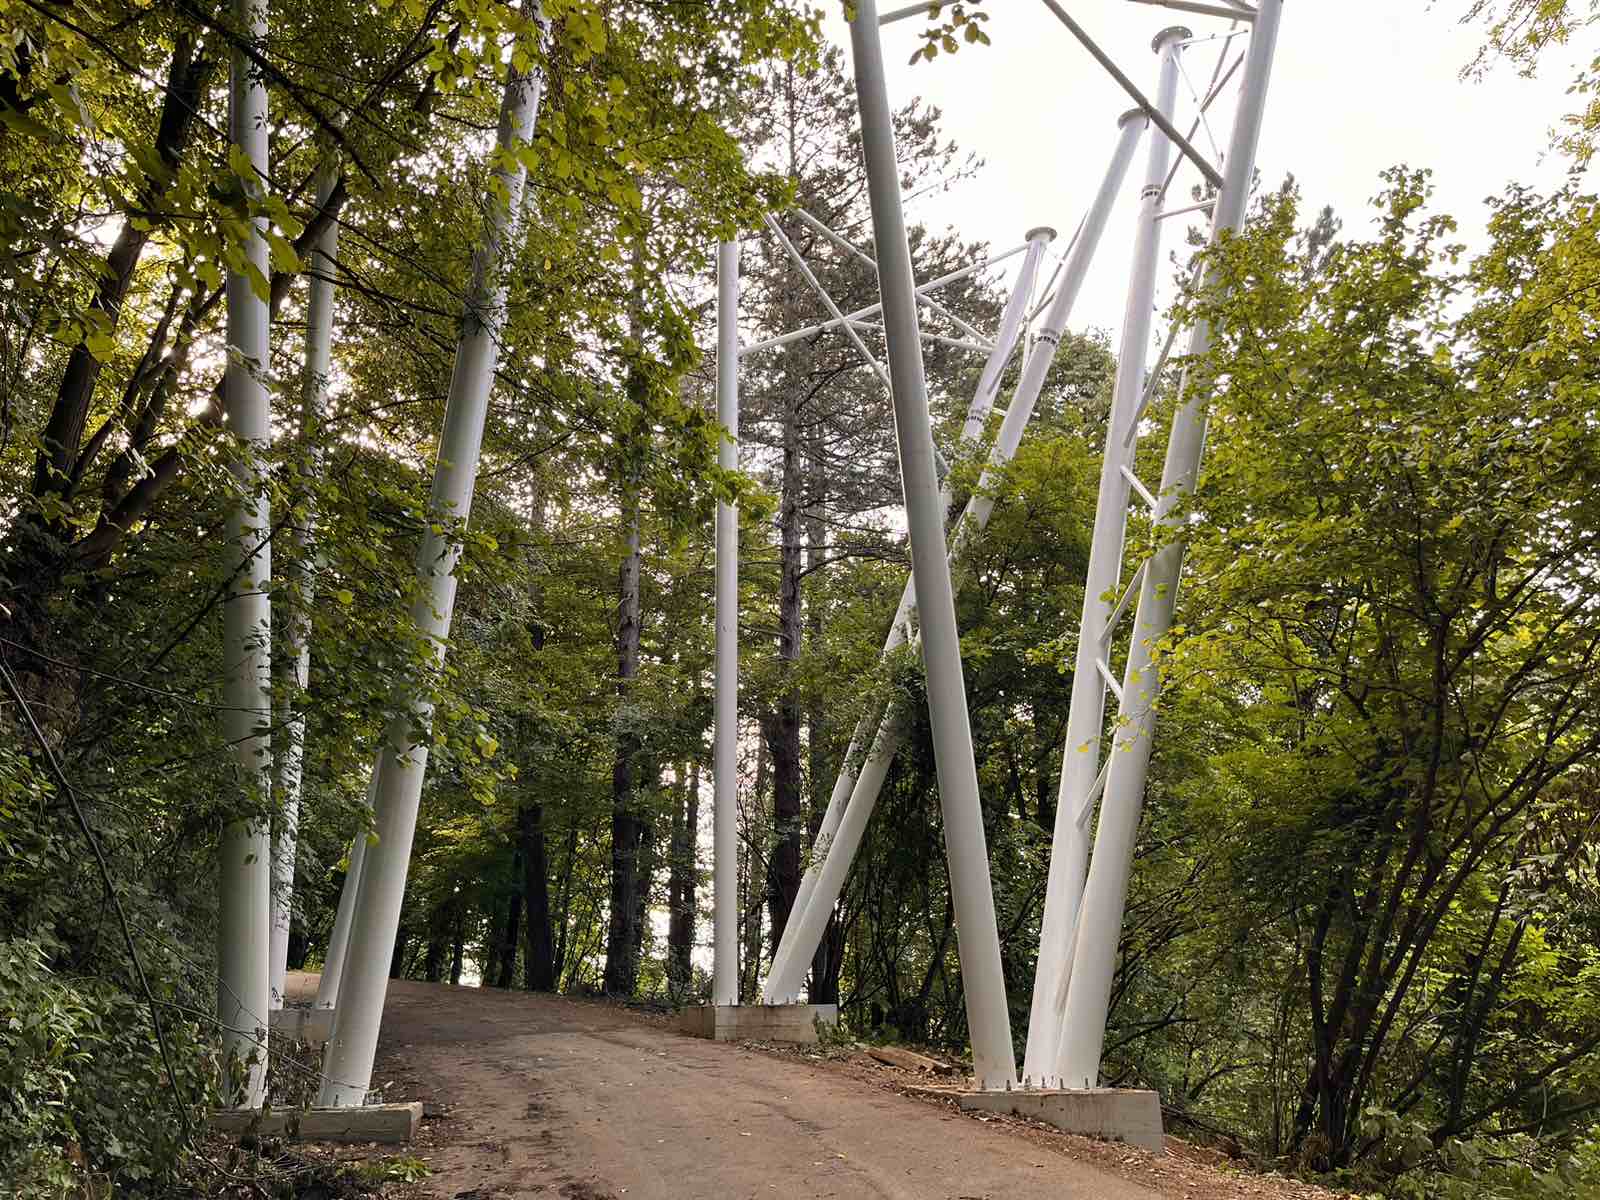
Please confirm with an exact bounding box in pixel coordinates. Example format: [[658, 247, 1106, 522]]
[[0, 1, 1597, 1198], [1124, 171, 1600, 1196]]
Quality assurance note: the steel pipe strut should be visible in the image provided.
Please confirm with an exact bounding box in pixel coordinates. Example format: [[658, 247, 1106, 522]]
[[845, 319, 993, 356], [271, 164, 339, 1012], [1041, 0, 1224, 190], [712, 239, 741, 1007], [792, 208, 995, 346], [967, 228, 1054, 427], [1023, 29, 1183, 1088], [764, 112, 1145, 1021], [316, 26, 547, 1108], [1129, 0, 1256, 21], [1055, 0, 1283, 1089], [312, 786, 371, 1011], [217, 0, 273, 1110], [312, 835, 362, 1010], [742, 243, 1029, 356], [765, 215, 892, 390], [763, 229, 1051, 997], [846, 0, 1015, 1090]]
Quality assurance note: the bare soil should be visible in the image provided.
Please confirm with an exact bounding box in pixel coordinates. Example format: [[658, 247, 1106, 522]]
[[283, 972, 1351, 1200]]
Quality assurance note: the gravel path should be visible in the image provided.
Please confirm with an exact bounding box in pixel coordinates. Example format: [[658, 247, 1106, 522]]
[[286, 973, 1339, 1200]]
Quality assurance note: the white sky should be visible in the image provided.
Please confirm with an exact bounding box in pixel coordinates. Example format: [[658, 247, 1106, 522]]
[[821, 1, 1594, 343]]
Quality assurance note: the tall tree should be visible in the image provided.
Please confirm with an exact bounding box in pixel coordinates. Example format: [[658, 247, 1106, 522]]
[[1156, 171, 1600, 1171], [602, 404, 648, 995]]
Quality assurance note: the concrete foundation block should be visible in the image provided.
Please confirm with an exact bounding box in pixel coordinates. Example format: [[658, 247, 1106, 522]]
[[209, 1101, 422, 1144], [678, 1003, 837, 1044], [956, 1088, 1164, 1155], [269, 1005, 335, 1043]]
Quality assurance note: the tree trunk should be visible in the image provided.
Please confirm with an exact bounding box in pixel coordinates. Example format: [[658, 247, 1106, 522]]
[[1033, 743, 1055, 832], [448, 903, 465, 986], [742, 738, 770, 1000], [517, 495, 555, 993], [812, 915, 845, 1004], [481, 927, 499, 989], [632, 788, 658, 983], [551, 819, 578, 989], [762, 703, 803, 958], [31, 35, 213, 505], [521, 802, 557, 991], [603, 467, 645, 997], [423, 927, 446, 983], [666, 762, 700, 999], [494, 861, 522, 989], [763, 358, 806, 955]]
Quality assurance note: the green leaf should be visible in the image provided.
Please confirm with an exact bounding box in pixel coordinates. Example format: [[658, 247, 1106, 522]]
[[0, 106, 53, 141], [243, 260, 270, 304], [83, 330, 115, 361], [265, 230, 301, 273]]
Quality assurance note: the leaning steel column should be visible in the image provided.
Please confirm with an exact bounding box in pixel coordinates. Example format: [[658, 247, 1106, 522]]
[[764, 226, 1051, 998], [271, 163, 339, 1010], [1023, 27, 1186, 1086], [317, 39, 546, 1107], [312, 775, 376, 1010], [763, 112, 1144, 1009], [1057, 0, 1283, 1089], [313, 831, 366, 1010], [849, 0, 1013, 1088], [217, 0, 273, 1109], [712, 239, 740, 1008]]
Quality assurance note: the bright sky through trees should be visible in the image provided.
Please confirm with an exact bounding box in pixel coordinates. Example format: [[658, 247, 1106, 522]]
[[825, 1, 1596, 343]]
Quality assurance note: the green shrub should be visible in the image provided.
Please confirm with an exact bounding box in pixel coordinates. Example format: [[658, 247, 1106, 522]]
[[1352, 1108, 1600, 1200], [0, 937, 219, 1196], [0, 745, 219, 1196]]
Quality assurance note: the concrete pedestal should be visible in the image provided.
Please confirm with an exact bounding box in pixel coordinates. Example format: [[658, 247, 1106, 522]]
[[210, 1101, 421, 1144], [269, 1005, 335, 1044], [956, 1088, 1164, 1155], [678, 1003, 837, 1043]]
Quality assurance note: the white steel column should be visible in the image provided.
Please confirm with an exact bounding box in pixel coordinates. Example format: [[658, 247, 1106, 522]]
[[848, 0, 1018, 1087], [313, 831, 366, 1010], [317, 42, 545, 1107], [764, 113, 1144, 1011], [764, 226, 1051, 997], [964, 229, 1052, 431], [1057, 0, 1282, 1088], [271, 165, 339, 1009], [312, 775, 376, 1010], [1023, 28, 1185, 1085], [712, 239, 740, 1008], [217, 0, 272, 1109]]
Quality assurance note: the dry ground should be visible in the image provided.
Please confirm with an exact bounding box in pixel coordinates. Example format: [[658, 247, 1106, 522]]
[[283, 972, 1349, 1200]]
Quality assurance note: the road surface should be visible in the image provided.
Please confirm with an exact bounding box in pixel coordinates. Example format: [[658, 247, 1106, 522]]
[[288, 973, 1164, 1200]]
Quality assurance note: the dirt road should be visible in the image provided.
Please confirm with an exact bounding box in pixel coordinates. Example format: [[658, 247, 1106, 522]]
[[291, 974, 1164, 1200]]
